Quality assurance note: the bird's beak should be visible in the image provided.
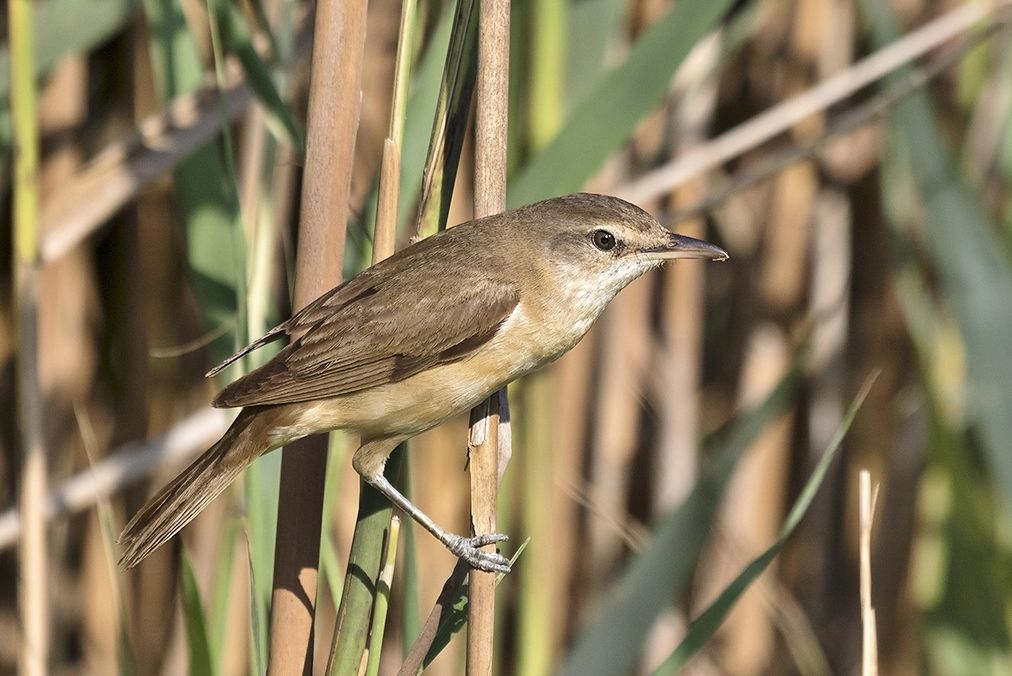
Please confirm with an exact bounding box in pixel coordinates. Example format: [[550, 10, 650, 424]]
[[642, 233, 729, 261]]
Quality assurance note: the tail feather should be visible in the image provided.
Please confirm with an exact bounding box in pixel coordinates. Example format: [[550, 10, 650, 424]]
[[119, 409, 265, 569]]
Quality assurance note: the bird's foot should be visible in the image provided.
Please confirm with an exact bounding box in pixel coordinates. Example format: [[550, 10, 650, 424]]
[[443, 532, 511, 574]]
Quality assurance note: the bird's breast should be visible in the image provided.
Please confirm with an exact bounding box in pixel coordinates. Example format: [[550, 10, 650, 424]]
[[301, 301, 589, 440]]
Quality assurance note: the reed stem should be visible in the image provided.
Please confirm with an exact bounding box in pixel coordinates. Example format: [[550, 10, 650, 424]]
[[10, 0, 46, 671], [267, 0, 364, 671], [467, 0, 511, 672]]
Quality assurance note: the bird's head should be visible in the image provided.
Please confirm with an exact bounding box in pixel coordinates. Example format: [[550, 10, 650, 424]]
[[520, 193, 728, 302]]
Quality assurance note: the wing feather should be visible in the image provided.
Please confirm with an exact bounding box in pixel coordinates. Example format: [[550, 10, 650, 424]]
[[213, 276, 520, 408]]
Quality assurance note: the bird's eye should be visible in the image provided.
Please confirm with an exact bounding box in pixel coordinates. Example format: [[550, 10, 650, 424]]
[[592, 230, 617, 251]]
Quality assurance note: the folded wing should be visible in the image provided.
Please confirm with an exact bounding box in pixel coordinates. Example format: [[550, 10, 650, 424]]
[[212, 273, 520, 408]]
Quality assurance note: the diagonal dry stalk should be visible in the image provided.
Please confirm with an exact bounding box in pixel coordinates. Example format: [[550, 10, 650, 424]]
[[617, 0, 1010, 206], [467, 0, 511, 672], [38, 17, 313, 264], [0, 408, 230, 551], [659, 8, 1012, 229], [39, 68, 250, 263], [267, 0, 364, 672]]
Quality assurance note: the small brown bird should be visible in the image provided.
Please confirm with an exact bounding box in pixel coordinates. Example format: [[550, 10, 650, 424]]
[[119, 193, 727, 573]]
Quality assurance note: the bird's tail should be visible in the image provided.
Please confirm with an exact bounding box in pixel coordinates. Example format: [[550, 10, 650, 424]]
[[118, 409, 266, 569]]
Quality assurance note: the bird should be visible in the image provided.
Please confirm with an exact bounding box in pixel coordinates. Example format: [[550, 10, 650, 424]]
[[118, 192, 728, 573]]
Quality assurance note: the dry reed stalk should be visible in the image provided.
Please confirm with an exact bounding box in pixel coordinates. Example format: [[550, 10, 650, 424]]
[[791, 188, 853, 646], [0, 408, 230, 551], [752, 21, 837, 651], [125, 46, 180, 668], [31, 0, 1000, 281], [466, 0, 510, 671], [37, 57, 95, 444], [651, 31, 721, 509], [73, 404, 131, 675], [9, 0, 47, 671], [36, 54, 104, 671], [237, 100, 289, 347], [80, 510, 120, 673], [859, 469, 880, 676], [37, 17, 312, 266], [644, 30, 724, 671], [41, 64, 251, 263], [373, 0, 416, 260], [13, 108, 47, 676], [660, 10, 1012, 235], [697, 325, 792, 673], [764, 162, 818, 310], [238, 0, 299, 352], [546, 336, 595, 647], [237, 109, 284, 339], [464, 371, 506, 672], [583, 0, 688, 600], [586, 276, 651, 584], [267, 0, 364, 671], [239, 105, 270, 234], [325, 4, 415, 671], [616, 0, 1007, 205], [376, 139, 402, 258], [712, 6, 854, 669], [695, 16, 814, 671]]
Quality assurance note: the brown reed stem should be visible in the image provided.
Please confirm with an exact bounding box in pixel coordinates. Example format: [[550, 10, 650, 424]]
[[326, 3, 417, 670], [267, 0, 364, 672], [467, 0, 510, 672]]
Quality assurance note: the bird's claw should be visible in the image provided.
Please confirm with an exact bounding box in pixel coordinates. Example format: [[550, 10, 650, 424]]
[[444, 532, 511, 573]]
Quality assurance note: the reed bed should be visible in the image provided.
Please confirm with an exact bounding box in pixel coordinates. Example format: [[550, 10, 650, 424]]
[[3, 1, 1012, 674]]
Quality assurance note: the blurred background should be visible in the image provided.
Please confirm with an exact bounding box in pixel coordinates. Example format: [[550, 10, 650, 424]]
[[3, 0, 1012, 673]]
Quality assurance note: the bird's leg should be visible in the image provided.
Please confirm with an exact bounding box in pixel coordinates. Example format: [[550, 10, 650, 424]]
[[353, 439, 511, 574], [366, 474, 510, 573]]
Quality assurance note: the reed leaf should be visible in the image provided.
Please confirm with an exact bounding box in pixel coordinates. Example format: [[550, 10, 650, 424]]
[[180, 552, 216, 676], [421, 542, 528, 669], [564, 0, 624, 107], [653, 375, 876, 674], [329, 2, 423, 668], [397, 2, 456, 228], [558, 367, 799, 676], [142, 0, 247, 367], [211, 0, 304, 150], [508, 0, 739, 205], [0, 0, 136, 99], [413, 0, 479, 237], [863, 0, 1012, 522], [0, 0, 137, 185]]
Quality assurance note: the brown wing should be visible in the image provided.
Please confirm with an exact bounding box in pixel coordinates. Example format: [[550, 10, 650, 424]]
[[204, 272, 387, 379], [212, 275, 520, 408]]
